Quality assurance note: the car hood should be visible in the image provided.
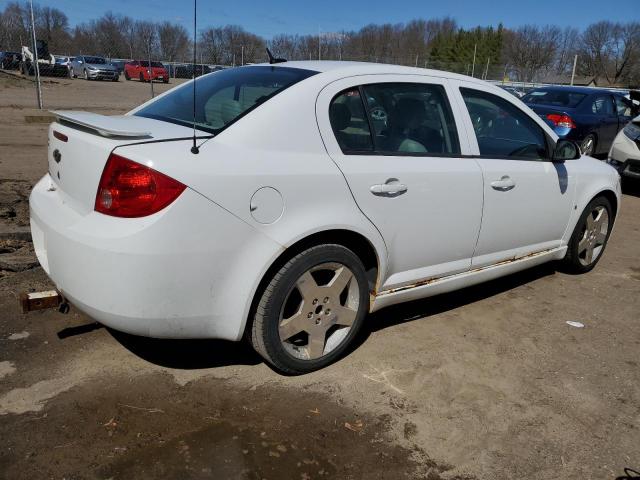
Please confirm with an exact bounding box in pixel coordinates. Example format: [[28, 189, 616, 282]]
[[86, 63, 116, 70]]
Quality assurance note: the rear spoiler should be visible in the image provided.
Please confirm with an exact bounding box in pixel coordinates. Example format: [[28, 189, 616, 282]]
[[51, 110, 152, 138]]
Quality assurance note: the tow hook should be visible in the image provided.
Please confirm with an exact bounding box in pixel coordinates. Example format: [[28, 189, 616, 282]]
[[19, 290, 69, 314]]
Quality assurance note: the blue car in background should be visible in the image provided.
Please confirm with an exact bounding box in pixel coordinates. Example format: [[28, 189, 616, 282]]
[[522, 86, 638, 156]]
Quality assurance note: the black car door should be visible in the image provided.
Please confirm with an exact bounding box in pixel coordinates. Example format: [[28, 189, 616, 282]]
[[589, 94, 619, 152]]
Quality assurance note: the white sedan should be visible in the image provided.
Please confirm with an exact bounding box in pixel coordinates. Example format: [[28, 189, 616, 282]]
[[30, 61, 621, 374]]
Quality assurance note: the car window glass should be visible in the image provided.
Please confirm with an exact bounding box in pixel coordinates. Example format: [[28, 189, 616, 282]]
[[460, 87, 548, 160], [329, 88, 374, 153], [136, 66, 318, 134], [361, 83, 460, 155], [615, 96, 632, 117], [522, 89, 586, 108], [591, 96, 614, 115]]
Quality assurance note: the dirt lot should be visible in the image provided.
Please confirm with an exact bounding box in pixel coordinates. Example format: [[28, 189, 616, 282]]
[[1, 71, 639, 480]]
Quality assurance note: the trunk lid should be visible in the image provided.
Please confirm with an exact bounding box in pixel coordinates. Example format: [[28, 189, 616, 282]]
[[47, 111, 197, 215]]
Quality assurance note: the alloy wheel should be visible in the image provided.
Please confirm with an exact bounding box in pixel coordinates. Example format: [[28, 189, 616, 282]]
[[278, 262, 359, 360], [577, 205, 609, 266], [581, 136, 595, 156]]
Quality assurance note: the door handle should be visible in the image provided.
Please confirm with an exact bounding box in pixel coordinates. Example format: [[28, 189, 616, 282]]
[[370, 182, 408, 196], [490, 175, 515, 191]]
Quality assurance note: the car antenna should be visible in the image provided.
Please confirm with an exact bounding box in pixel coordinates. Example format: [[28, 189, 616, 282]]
[[190, 0, 199, 154], [266, 48, 287, 64]]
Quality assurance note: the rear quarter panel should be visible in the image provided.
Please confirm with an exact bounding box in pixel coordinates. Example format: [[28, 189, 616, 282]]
[[116, 73, 389, 290]]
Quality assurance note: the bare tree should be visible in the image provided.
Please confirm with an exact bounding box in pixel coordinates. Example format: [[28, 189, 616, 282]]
[[158, 22, 189, 62], [503, 25, 561, 81]]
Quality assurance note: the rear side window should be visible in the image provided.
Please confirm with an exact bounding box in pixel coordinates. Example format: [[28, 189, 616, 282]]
[[363, 83, 460, 155], [329, 88, 374, 153], [461, 88, 548, 160], [135, 66, 317, 134], [591, 96, 614, 115]]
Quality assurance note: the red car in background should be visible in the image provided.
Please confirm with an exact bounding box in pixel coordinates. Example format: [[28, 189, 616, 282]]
[[124, 61, 169, 83]]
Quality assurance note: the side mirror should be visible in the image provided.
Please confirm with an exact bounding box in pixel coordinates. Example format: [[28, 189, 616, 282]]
[[552, 139, 581, 162]]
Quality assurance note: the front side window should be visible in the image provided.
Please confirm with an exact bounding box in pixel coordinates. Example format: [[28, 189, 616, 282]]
[[329, 88, 374, 153], [614, 96, 632, 117], [135, 66, 317, 134], [362, 83, 460, 155], [461, 88, 548, 160]]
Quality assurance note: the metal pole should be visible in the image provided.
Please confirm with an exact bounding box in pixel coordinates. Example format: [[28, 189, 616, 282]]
[[570, 54, 577, 86], [28, 0, 42, 109], [148, 47, 154, 98], [471, 43, 477, 78], [483, 57, 490, 80]]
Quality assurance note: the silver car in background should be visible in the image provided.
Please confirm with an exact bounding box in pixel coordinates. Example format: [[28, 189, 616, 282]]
[[68, 55, 119, 81]]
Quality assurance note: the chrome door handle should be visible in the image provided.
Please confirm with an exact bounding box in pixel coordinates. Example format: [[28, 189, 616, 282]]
[[370, 183, 408, 196], [490, 175, 515, 191]]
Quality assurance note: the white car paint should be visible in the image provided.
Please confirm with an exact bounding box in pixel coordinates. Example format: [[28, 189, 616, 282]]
[[30, 61, 621, 343], [608, 115, 640, 179]]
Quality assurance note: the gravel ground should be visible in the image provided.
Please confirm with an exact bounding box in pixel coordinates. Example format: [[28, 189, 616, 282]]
[[1, 71, 639, 480]]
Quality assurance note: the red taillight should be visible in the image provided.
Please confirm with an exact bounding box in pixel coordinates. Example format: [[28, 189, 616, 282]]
[[95, 153, 186, 218], [546, 113, 576, 129]]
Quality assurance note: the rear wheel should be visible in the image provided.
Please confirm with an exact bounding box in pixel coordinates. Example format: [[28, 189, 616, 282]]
[[563, 196, 612, 273], [139, 72, 145, 82], [580, 134, 597, 156], [124, 70, 130, 80], [250, 244, 369, 374]]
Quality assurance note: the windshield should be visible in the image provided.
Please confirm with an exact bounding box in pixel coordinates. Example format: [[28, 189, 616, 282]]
[[522, 89, 586, 108], [135, 65, 318, 134], [140, 61, 164, 68], [84, 56, 106, 64]]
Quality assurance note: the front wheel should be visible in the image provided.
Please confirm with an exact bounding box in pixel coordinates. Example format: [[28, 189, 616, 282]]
[[563, 196, 613, 273], [250, 244, 369, 374], [83, 69, 89, 80]]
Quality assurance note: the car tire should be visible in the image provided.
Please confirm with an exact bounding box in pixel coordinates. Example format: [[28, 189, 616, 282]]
[[139, 73, 145, 82], [562, 195, 613, 274], [163, 78, 169, 84], [250, 244, 369, 375], [68, 67, 74, 78], [83, 69, 89, 80], [112, 76, 119, 82], [124, 71, 130, 80], [580, 134, 597, 156]]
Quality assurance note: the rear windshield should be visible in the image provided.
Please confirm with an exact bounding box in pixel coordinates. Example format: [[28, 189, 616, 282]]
[[522, 89, 586, 108], [84, 56, 106, 64], [140, 61, 164, 68], [135, 65, 318, 134]]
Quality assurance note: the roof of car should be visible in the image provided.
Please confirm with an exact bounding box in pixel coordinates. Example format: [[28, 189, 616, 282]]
[[251, 60, 474, 82], [528, 85, 623, 96]]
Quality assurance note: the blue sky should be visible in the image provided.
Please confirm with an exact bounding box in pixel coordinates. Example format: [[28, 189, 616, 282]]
[[4, 0, 640, 38]]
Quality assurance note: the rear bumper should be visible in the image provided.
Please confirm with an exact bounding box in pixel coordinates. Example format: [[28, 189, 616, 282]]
[[30, 174, 283, 340]]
